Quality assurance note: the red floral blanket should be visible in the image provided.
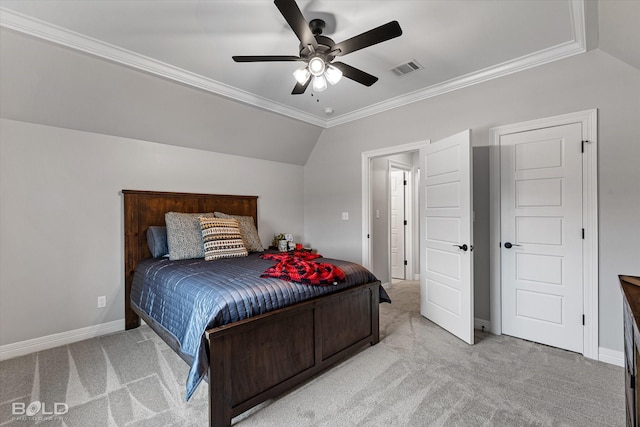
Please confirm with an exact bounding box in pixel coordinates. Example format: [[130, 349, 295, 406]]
[[260, 251, 346, 286]]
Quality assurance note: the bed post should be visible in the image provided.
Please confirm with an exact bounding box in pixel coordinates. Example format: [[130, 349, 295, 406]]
[[123, 191, 141, 330], [371, 283, 380, 344], [208, 334, 232, 427]]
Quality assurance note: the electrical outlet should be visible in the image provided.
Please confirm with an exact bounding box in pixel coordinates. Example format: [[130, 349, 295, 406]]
[[341, 212, 349, 220], [97, 296, 106, 308]]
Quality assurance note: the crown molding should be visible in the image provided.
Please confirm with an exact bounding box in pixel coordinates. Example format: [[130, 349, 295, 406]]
[[325, 41, 585, 128], [326, 0, 587, 127], [0, 7, 327, 128], [1, 0, 586, 129]]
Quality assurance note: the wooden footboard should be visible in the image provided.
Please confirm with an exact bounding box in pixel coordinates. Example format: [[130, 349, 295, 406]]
[[206, 280, 381, 427], [122, 190, 382, 426]]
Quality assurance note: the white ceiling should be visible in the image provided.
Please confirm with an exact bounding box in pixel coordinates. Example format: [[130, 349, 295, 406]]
[[0, 0, 588, 127]]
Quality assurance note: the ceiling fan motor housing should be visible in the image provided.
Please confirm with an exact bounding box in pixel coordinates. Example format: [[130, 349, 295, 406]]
[[299, 32, 337, 65], [309, 18, 325, 35]]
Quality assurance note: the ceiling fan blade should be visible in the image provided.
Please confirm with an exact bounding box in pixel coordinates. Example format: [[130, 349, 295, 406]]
[[332, 62, 378, 87], [332, 21, 402, 56], [233, 55, 301, 62], [291, 78, 311, 95], [274, 0, 318, 50]]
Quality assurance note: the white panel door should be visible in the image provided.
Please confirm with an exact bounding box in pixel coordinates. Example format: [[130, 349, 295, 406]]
[[391, 169, 406, 279], [500, 123, 583, 353], [420, 130, 474, 344]]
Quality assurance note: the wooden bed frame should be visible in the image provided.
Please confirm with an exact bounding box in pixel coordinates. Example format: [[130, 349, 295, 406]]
[[122, 190, 381, 426]]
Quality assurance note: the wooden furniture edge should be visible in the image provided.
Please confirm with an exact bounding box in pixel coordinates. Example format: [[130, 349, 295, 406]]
[[620, 275, 640, 427], [207, 280, 381, 427]]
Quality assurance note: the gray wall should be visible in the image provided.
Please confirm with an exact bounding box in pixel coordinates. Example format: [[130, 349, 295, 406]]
[[1, 25, 638, 360], [0, 119, 305, 345], [0, 29, 322, 166], [370, 157, 390, 283], [473, 147, 491, 322], [0, 30, 313, 347], [304, 49, 640, 354]]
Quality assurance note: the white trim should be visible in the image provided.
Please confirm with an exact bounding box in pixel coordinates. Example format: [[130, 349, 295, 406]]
[[599, 347, 624, 367], [0, 320, 124, 361], [489, 140, 502, 335], [361, 140, 430, 268], [0, 2, 587, 128], [489, 108, 599, 360], [327, 42, 585, 127]]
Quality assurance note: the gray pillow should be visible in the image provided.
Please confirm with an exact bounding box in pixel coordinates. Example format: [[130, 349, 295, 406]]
[[214, 212, 264, 252], [165, 212, 214, 260], [146, 226, 168, 258]]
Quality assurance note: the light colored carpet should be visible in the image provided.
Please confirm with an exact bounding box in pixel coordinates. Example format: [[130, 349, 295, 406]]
[[0, 281, 624, 426]]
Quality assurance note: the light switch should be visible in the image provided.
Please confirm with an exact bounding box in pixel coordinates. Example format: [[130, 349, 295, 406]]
[[341, 212, 349, 220], [376, 209, 380, 219]]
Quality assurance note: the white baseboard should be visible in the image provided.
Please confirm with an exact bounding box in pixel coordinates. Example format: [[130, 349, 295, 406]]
[[474, 318, 491, 331], [381, 281, 391, 290], [0, 319, 124, 361], [599, 347, 624, 367], [469, 327, 623, 367]]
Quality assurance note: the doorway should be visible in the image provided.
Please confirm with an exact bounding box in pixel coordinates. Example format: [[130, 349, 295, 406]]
[[390, 162, 413, 281], [363, 130, 475, 346], [489, 109, 599, 359], [368, 154, 417, 286]]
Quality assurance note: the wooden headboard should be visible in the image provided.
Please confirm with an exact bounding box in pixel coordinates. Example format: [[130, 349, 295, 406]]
[[122, 190, 258, 330]]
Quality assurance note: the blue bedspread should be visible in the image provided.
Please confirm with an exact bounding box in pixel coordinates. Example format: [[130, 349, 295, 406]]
[[130, 252, 386, 400]]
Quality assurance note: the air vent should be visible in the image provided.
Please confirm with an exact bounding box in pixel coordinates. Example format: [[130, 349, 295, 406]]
[[390, 59, 423, 77]]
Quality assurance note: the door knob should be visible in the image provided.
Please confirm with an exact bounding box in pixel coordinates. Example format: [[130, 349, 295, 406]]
[[503, 242, 521, 249], [453, 244, 468, 251]]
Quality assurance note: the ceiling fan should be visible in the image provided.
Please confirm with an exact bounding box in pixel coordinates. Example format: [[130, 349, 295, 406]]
[[232, 0, 402, 95]]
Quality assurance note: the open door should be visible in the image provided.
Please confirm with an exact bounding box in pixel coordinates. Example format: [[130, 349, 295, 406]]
[[419, 130, 474, 344]]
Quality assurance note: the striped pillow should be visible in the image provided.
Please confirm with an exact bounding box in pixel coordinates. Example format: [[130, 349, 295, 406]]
[[199, 217, 248, 261], [214, 212, 264, 252]]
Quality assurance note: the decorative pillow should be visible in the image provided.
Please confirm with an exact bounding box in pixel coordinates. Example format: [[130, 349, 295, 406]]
[[165, 212, 214, 260], [199, 217, 248, 261], [146, 226, 168, 258], [214, 212, 264, 252]]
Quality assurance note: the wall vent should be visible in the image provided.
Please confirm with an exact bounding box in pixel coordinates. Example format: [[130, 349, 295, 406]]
[[390, 59, 423, 77]]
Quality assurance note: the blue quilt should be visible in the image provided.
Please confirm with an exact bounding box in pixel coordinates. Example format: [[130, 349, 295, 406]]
[[130, 252, 386, 400]]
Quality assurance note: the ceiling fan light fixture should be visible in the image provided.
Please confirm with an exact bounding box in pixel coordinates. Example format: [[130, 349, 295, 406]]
[[312, 74, 327, 92], [325, 65, 343, 85], [308, 56, 326, 76], [293, 67, 311, 85], [232, 1, 403, 96]]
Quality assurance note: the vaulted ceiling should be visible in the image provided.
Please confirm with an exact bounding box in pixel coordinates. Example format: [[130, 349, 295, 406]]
[[1, 0, 638, 165], [1, 0, 596, 128]]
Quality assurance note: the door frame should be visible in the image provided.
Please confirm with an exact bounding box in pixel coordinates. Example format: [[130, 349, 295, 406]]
[[388, 160, 414, 281], [489, 109, 598, 360], [361, 140, 429, 273]]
